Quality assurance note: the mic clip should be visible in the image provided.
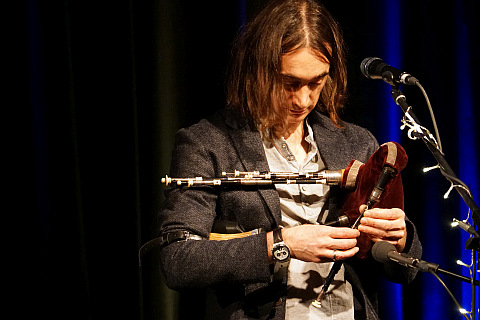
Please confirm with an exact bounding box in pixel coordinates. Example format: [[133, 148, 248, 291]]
[[381, 70, 417, 86], [381, 71, 396, 86]]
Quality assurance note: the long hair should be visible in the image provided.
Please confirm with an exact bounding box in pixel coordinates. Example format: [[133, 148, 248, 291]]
[[226, 0, 347, 140]]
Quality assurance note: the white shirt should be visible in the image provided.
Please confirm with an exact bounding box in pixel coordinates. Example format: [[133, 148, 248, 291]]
[[263, 121, 354, 320]]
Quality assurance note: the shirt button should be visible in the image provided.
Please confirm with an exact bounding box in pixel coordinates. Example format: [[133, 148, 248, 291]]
[[287, 156, 295, 161], [302, 186, 307, 191]]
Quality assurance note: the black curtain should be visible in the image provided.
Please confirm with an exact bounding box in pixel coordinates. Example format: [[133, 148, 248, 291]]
[[15, 1, 146, 319], [13, 1, 479, 319]]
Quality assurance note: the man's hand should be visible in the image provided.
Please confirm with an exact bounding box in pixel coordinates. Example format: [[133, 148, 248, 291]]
[[268, 225, 360, 263], [357, 205, 407, 252]]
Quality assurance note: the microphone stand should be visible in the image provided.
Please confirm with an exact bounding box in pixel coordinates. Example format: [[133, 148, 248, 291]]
[[434, 266, 479, 287], [389, 85, 479, 319], [389, 86, 480, 229]]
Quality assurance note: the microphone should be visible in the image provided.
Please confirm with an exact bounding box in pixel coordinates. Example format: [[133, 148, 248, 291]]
[[360, 57, 418, 86], [373, 241, 480, 287], [372, 241, 438, 272]]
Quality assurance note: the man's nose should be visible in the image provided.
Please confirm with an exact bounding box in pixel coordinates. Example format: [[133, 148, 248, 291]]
[[292, 85, 311, 108]]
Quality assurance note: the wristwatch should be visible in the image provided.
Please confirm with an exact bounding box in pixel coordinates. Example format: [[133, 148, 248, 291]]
[[271, 228, 290, 282]]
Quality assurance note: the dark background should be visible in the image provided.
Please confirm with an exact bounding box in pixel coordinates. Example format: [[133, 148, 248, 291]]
[[10, 0, 479, 319]]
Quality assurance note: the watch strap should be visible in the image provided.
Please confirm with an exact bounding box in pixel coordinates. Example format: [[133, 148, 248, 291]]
[[271, 227, 289, 283], [273, 227, 283, 244]]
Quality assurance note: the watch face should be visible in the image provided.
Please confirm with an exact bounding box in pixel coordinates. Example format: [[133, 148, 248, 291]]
[[273, 244, 290, 262]]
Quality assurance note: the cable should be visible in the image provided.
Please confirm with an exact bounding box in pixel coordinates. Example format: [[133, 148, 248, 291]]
[[429, 270, 471, 320], [415, 81, 443, 152]]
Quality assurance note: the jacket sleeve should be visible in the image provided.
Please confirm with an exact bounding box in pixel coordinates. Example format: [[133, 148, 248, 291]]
[[158, 124, 272, 290]]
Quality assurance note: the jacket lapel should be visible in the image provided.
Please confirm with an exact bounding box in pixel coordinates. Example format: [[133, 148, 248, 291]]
[[224, 110, 282, 225], [309, 110, 347, 170]]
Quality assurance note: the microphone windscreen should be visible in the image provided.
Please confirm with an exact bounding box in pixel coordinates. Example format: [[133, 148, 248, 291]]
[[360, 57, 382, 79], [371, 241, 396, 263]]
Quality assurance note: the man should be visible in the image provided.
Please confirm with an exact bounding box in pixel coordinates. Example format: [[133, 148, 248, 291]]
[[158, 0, 421, 319]]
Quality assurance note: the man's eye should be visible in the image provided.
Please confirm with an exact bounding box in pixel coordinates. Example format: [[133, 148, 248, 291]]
[[284, 82, 300, 90], [308, 82, 320, 90]]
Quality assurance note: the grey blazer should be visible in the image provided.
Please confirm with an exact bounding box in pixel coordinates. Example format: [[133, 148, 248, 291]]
[[159, 108, 422, 320]]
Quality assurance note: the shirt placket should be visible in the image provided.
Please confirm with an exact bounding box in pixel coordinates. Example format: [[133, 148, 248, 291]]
[[276, 138, 318, 209]]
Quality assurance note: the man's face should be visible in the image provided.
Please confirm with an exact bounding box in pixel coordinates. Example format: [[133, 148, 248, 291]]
[[281, 47, 330, 127]]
